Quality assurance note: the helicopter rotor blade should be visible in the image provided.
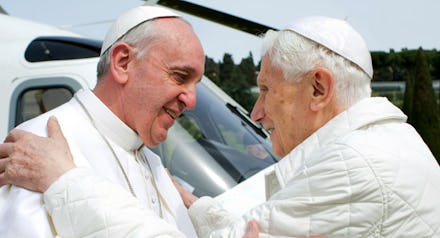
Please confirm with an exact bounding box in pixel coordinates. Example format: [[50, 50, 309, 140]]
[[144, 0, 277, 36]]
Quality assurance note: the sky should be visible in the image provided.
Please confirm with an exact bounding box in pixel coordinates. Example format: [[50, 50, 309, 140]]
[[1, 0, 440, 63]]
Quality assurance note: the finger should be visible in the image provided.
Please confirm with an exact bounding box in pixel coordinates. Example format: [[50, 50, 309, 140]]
[[0, 172, 7, 187], [4, 129, 28, 143], [0, 156, 11, 187], [243, 220, 259, 238], [0, 143, 13, 158], [0, 157, 10, 173], [47, 116, 65, 141]]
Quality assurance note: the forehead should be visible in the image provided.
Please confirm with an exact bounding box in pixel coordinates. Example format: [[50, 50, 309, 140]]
[[257, 55, 284, 85], [148, 18, 205, 72], [156, 18, 196, 40]]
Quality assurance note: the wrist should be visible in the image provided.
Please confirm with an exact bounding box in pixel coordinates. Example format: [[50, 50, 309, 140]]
[[42, 165, 75, 192], [184, 193, 198, 208]]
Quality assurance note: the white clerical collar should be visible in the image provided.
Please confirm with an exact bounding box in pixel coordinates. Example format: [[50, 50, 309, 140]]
[[74, 89, 143, 151]]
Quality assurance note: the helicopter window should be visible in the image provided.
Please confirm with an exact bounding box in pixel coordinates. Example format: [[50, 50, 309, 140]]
[[15, 87, 73, 126], [177, 115, 206, 141], [25, 36, 101, 62]]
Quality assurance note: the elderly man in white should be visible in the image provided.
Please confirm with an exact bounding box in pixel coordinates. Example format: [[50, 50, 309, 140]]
[[0, 5, 206, 238], [2, 16, 440, 237]]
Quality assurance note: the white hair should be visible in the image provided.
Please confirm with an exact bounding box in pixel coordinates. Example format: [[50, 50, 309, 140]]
[[97, 17, 187, 79], [261, 29, 372, 108]]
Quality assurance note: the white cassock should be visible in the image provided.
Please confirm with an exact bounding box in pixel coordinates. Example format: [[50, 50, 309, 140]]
[[0, 89, 196, 238]]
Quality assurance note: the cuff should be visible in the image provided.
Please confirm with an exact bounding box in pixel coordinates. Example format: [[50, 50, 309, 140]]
[[188, 196, 216, 215], [43, 167, 91, 215], [189, 196, 237, 238]]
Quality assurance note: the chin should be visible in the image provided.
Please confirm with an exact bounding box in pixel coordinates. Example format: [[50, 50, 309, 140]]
[[142, 139, 156, 148], [140, 134, 161, 148], [148, 143, 160, 148], [272, 146, 285, 158], [155, 133, 168, 146]]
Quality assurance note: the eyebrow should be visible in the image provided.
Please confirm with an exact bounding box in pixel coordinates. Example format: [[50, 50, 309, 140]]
[[169, 65, 203, 83], [169, 65, 197, 74]]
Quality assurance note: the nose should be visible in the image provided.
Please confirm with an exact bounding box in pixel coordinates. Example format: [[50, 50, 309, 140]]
[[179, 84, 197, 110], [250, 98, 264, 123]]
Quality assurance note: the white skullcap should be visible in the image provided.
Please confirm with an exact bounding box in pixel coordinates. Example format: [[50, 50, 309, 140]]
[[100, 5, 180, 55], [285, 16, 373, 78]]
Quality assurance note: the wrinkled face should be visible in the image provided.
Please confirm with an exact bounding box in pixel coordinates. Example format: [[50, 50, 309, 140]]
[[251, 55, 313, 157], [123, 18, 205, 147]]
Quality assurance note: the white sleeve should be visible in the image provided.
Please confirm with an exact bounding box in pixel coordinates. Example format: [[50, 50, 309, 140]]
[[188, 196, 250, 238], [43, 168, 186, 238]]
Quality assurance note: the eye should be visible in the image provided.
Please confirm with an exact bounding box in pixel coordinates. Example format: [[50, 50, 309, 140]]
[[259, 85, 268, 93], [171, 71, 189, 84]]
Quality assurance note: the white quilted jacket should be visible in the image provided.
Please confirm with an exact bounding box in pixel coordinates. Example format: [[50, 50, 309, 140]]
[[189, 97, 440, 237], [42, 97, 440, 237]]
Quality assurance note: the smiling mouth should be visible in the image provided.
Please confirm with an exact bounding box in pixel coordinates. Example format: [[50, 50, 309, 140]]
[[165, 108, 178, 119]]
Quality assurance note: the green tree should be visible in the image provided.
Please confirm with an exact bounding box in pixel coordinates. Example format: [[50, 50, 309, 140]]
[[204, 56, 220, 85], [218, 54, 241, 102], [371, 51, 392, 81], [236, 52, 258, 111], [404, 48, 440, 162], [371, 51, 389, 68], [388, 49, 406, 81], [430, 49, 440, 79], [238, 52, 257, 86], [216, 53, 258, 111], [399, 48, 418, 70], [218, 53, 237, 90], [402, 69, 415, 119]]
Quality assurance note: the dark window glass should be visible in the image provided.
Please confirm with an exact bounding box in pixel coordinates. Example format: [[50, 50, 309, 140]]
[[25, 36, 101, 62], [15, 87, 73, 125]]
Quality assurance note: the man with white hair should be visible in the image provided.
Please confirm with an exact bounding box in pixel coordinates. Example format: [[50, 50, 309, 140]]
[[2, 16, 440, 237], [0, 5, 205, 237]]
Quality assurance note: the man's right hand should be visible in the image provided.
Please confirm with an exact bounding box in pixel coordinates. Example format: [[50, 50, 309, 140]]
[[0, 116, 75, 192]]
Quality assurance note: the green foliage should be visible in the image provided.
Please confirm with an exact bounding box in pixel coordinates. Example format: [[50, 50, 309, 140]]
[[404, 48, 440, 162], [205, 52, 259, 112], [204, 56, 220, 85], [402, 70, 415, 119], [371, 48, 440, 82], [425, 49, 440, 80]]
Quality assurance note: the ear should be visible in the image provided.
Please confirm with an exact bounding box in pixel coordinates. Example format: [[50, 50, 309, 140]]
[[309, 67, 334, 112], [108, 42, 133, 85]]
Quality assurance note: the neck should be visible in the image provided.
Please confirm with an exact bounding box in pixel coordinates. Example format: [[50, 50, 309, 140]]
[[313, 100, 345, 133], [93, 78, 125, 123]]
